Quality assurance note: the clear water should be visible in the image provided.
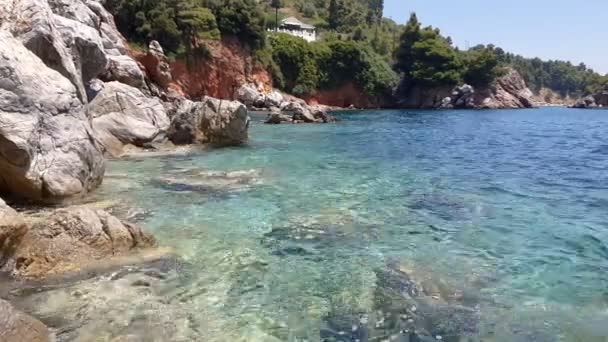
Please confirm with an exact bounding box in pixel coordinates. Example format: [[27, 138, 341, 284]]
[[26, 108, 608, 341]]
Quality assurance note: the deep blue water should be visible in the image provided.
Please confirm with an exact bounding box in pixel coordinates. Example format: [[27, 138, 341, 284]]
[[74, 107, 608, 340]]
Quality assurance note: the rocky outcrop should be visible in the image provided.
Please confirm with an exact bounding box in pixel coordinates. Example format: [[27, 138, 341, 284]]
[[88, 81, 170, 157], [168, 97, 249, 145], [138, 40, 173, 89], [476, 68, 537, 109], [400, 68, 537, 109], [572, 87, 608, 108], [0, 30, 105, 202], [0, 299, 51, 342], [233, 83, 336, 124], [6, 207, 156, 280]]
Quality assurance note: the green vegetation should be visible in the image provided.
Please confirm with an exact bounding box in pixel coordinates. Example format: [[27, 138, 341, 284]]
[[107, 0, 606, 100], [267, 33, 397, 98], [106, 0, 266, 54]]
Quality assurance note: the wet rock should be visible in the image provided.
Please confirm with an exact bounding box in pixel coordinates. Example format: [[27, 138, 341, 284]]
[[89, 81, 170, 157], [6, 208, 156, 280], [265, 112, 293, 124], [0, 299, 51, 342], [168, 97, 249, 146], [571, 95, 598, 108], [281, 101, 316, 123]]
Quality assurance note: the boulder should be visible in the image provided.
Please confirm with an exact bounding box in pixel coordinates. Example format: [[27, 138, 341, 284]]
[[140, 40, 173, 88], [0, 199, 28, 270], [0, 31, 105, 202], [234, 83, 265, 108], [7, 207, 156, 280], [168, 97, 250, 145], [0, 299, 51, 342], [265, 112, 293, 124], [264, 90, 284, 108], [452, 84, 475, 108], [88, 81, 170, 157], [100, 55, 148, 91], [281, 101, 317, 123]]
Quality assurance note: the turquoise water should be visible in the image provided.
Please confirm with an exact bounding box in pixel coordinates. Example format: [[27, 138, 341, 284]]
[[49, 108, 608, 341]]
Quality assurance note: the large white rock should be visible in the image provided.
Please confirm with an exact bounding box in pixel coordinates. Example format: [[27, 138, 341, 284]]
[[101, 55, 148, 90], [0, 31, 105, 202], [168, 97, 250, 145], [89, 81, 170, 156], [0, 31, 104, 201]]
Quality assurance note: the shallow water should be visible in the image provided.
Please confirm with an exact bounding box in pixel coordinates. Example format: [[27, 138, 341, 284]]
[[26, 108, 608, 341]]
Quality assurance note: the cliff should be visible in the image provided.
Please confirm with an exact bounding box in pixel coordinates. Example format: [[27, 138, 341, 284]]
[[397, 68, 538, 109]]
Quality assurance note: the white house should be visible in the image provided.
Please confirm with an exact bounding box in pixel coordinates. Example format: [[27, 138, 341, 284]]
[[273, 17, 317, 42]]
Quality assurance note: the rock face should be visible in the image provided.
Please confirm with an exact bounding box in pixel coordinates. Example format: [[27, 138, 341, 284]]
[[572, 95, 599, 108], [101, 55, 148, 91], [476, 68, 537, 109], [168, 98, 250, 145], [88, 81, 170, 156], [0, 30, 105, 202], [572, 87, 608, 108], [400, 68, 537, 109], [0, 299, 51, 342], [7, 207, 156, 280]]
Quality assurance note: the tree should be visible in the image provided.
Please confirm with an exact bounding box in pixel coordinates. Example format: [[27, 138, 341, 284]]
[[463, 47, 503, 87], [394, 13, 421, 76], [270, 0, 283, 31]]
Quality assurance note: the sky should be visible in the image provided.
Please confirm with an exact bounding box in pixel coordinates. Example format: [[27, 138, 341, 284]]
[[384, 0, 608, 74]]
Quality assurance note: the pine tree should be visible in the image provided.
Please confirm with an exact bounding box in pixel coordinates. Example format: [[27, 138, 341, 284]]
[[394, 13, 421, 75], [270, 0, 283, 31]]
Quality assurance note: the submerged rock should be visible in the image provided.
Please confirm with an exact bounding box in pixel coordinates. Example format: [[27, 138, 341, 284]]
[[153, 169, 263, 195], [0, 199, 28, 271], [0, 299, 51, 342], [5, 208, 156, 280]]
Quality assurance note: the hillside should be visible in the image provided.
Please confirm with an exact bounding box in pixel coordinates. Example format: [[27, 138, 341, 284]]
[[104, 0, 607, 108]]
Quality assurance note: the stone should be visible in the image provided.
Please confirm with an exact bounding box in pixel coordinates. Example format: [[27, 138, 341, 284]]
[[0, 299, 51, 342], [88, 81, 170, 157], [264, 90, 284, 108], [140, 40, 173, 88], [8, 207, 156, 280], [281, 101, 317, 123], [168, 97, 250, 145], [0, 31, 105, 202], [572, 95, 598, 108], [101, 55, 148, 90], [234, 83, 265, 107], [0, 199, 28, 270], [265, 112, 293, 124]]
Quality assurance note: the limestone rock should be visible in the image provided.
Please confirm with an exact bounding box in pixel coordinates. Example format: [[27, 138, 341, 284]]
[[88, 81, 170, 157], [101, 55, 148, 90], [168, 97, 250, 145], [0, 31, 105, 202], [0, 299, 51, 342], [8, 207, 156, 280]]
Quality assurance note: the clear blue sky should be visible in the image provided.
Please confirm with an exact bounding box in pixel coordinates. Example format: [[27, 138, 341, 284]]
[[384, 0, 608, 74]]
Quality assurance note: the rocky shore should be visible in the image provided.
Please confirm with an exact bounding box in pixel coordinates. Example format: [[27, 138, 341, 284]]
[[570, 86, 608, 108]]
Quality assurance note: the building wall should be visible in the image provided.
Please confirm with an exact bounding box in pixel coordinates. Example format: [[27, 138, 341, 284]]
[[271, 28, 317, 42]]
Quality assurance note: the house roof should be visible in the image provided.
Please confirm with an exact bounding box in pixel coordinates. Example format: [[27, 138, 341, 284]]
[[281, 17, 315, 30]]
